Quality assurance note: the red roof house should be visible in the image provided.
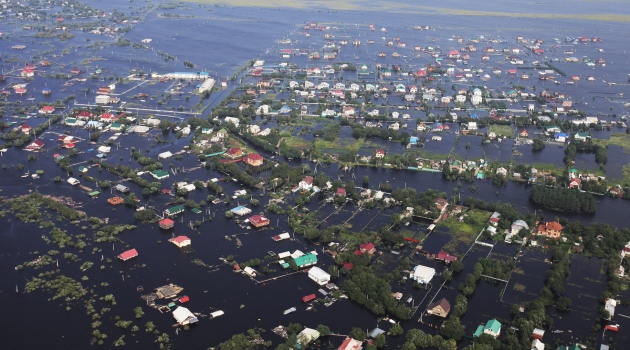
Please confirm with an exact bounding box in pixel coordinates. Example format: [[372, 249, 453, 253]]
[[179, 295, 190, 303], [21, 68, 34, 78], [24, 139, 44, 151], [338, 337, 363, 350], [244, 153, 263, 166], [39, 105, 55, 114], [99, 113, 117, 122], [302, 294, 316, 303], [437, 251, 458, 262], [15, 88, 27, 95], [76, 111, 94, 119], [249, 214, 270, 228], [118, 248, 139, 261], [169, 235, 191, 248], [375, 149, 386, 158], [21, 124, 32, 134], [537, 221, 563, 239], [342, 262, 354, 270], [159, 218, 174, 229], [226, 147, 243, 159], [360, 242, 376, 255], [336, 188, 346, 197]]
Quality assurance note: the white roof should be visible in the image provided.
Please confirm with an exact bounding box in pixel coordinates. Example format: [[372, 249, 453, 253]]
[[210, 310, 224, 318], [278, 233, 290, 240], [278, 251, 291, 259], [172, 307, 194, 323], [410, 265, 435, 283], [308, 266, 330, 279], [158, 151, 173, 159], [291, 250, 305, 259]]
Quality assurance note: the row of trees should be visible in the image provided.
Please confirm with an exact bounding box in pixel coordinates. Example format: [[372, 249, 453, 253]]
[[530, 185, 597, 213]]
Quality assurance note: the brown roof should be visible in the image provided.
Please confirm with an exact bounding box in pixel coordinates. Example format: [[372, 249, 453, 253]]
[[427, 298, 451, 314], [538, 221, 563, 232]]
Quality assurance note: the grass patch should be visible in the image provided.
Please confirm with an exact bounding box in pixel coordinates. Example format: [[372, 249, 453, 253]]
[[419, 150, 457, 162], [600, 133, 630, 151], [283, 136, 310, 149], [532, 163, 563, 173], [489, 124, 514, 138], [314, 137, 365, 154], [622, 164, 630, 184], [439, 209, 491, 253], [513, 283, 526, 292]]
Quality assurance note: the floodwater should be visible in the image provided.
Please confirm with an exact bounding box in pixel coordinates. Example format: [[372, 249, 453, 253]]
[[1, 0, 630, 349]]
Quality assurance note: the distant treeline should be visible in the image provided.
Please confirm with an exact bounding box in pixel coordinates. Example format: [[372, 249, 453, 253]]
[[530, 185, 597, 213]]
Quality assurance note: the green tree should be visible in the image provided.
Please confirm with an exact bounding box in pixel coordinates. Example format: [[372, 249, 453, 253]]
[[439, 316, 465, 341], [390, 323, 404, 336], [532, 139, 545, 151]]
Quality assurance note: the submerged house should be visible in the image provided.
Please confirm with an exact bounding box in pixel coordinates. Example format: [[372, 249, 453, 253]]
[[249, 214, 270, 228], [172, 306, 198, 326], [308, 266, 330, 285], [169, 235, 191, 248], [474, 319, 501, 338], [426, 298, 451, 318], [118, 248, 138, 261]]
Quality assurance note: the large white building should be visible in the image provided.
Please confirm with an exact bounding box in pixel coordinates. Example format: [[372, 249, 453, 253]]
[[409, 265, 436, 284], [172, 307, 198, 326], [308, 266, 331, 285]]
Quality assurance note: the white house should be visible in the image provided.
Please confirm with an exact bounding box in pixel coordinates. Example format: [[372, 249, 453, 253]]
[[455, 95, 467, 103], [468, 122, 478, 130], [95, 95, 110, 105], [298, 176, 314, 191], [471, 95, 483, 105], [255, 105, 270, 115], [317, 82, 330, 90], [409, 265, 435, 284], [172, 307, 198, 326], [308, 266, 331, 285], [224, 116, 240, 127], [248, 124, 261, 134]]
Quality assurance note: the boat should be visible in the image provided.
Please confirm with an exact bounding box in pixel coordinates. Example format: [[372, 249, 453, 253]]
[[31, 174, 39, 179], [21, 171, 29, 178], [283, 307, 297, 315], [605, 324, 619, 332]]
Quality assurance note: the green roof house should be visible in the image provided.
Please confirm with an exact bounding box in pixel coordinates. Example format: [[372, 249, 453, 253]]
[[165, 205, 185, 217], [474, 319, 501, 338], [151, 170, 169, 180], [110, 122, 124, 132], [294, 253, 318, 268], [574, 131, 589, 142], [556, 346, 581, 350]]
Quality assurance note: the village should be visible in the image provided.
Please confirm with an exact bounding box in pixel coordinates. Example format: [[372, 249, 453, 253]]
[[2, 0, 630, 350]]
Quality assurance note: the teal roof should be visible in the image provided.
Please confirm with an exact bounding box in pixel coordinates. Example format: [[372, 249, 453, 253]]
[[152, 170, 169, 178], [191, 208, 202, 214], [485, 319, 501, 333], [166, 205, 185, 215], [294, 253, 317, 268], [473, 325, 484, 338]]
